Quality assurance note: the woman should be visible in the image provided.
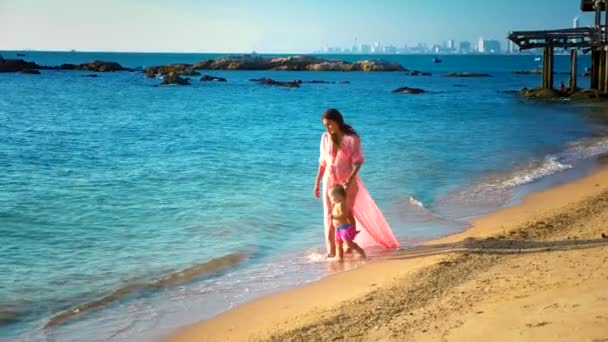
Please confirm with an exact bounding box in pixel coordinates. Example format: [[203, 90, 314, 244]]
[[314, 108, 399, 257]]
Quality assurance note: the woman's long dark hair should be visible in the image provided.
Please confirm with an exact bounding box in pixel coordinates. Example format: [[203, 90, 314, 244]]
[[322, 108, 358, 137], [322, 108, 358, 151]]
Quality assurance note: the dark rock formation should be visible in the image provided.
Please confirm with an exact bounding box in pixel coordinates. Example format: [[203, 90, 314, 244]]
[[146, 55, 404, 75], [145, 63, 200, 78], [306, 80, 334, 84], [21, 69, 40, 74], [0, 58, 40, 72], [570, 89, 605, 101], [161, 72, 191, 86], [340, 80, 351, 84], [76, 60, 131, 72], [16, 53, 26, 57], [85, 74, 99, 78], [442, 72, 492, 77], [200, 74, 227, 82], [521, 87, 563, 99], [59, 64, 76, 70], [392, 86, 425, 94], [250, 78, 300, 88], [41, 61, 131, 72]]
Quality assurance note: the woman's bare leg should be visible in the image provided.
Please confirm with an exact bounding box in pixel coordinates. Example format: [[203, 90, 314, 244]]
[[343, 181, 359, 254]]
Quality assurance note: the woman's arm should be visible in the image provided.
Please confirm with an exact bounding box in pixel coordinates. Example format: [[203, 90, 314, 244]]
[[343, 163, 362, 188], [314, 164, 326, 198], [344, 136, 364, 188]]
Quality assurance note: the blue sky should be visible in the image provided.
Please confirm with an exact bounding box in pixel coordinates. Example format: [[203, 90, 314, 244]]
[[0, 0, 595, 52]]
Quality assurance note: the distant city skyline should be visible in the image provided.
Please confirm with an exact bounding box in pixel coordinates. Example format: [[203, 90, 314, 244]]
[[0, 0, 597, 53], [315, 37, 514, 55]]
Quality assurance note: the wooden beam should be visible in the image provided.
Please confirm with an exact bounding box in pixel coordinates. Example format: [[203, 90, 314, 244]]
[[570, 49, 578, 92], [547, 47, 554, 89], [591, 49, 600, 89], [604, 48, 608, 92]]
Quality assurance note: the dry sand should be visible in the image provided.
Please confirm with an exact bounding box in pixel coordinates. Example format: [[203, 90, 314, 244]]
[[168, 167, 608, 342]]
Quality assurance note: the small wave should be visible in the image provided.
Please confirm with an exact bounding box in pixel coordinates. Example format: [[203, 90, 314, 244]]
[[500, 156, 572, 188], [303, 250, 327, 263], [407, 196, 424, 208], [44, 251, 249, 330]]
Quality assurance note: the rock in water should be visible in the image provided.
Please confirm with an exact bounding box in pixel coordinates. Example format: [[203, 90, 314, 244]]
[[161, 73, 191, 86], [200, 74, 227, 82], [570, 89, 605, 101], [392, 86, 425, 94], [521, 87, 562, 99], [250, 78, 300, 88], [21, 69, 40, 74], [147, 55, 405, 74], [0, 58, 40, 72], [76, 60, 130, 72]]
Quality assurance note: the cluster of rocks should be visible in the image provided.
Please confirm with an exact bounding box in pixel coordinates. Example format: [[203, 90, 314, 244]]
[[0, 56, 40, 74], [0, 56, 133, 74], [161, 72, 191, 86], [144, 55, 405, 77], [53, 60, 133, 72], [521, 87, 605, 101]]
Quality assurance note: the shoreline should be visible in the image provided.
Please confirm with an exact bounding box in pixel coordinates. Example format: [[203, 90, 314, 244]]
[[167, 165, 608, 341]]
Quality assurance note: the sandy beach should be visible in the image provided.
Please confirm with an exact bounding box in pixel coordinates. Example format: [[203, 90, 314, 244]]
[[168, 166, 608, 342]]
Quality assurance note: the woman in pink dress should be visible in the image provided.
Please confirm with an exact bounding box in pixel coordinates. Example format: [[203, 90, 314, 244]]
[[314, 108, 400, 258]]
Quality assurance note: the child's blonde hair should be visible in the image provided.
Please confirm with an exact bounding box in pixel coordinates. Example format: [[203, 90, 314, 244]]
[[330, 184, 346, 198]]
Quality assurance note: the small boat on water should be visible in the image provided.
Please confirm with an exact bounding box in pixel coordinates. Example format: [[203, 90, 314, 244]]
[[534, 56, 542, 62], [432, 57, 442, 63]]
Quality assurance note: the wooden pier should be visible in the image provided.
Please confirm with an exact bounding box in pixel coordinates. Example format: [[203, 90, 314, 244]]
[[508, 0, 608, 95]]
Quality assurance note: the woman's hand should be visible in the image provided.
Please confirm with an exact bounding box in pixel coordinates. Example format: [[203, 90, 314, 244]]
[[314, 184, 320, 198], [342, 177, 353, 189]]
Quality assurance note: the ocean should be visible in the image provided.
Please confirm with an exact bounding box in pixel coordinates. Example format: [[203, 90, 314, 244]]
[[1, 51, 607, 341]]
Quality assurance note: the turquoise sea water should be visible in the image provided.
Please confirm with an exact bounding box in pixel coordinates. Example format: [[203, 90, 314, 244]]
[[1, 51, 607, 341]]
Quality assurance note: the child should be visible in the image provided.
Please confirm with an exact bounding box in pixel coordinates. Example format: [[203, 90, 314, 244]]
[[329, 184, 366, 260]]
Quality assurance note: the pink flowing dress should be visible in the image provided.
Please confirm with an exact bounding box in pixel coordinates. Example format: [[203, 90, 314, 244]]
[[319, 132, 400, 252]]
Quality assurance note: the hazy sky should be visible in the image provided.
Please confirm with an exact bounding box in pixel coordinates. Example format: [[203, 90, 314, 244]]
[[0, 0, 596, 53]]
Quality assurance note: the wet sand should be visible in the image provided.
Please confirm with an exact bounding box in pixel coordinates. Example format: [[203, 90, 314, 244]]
[[168, 167, 608, 342]]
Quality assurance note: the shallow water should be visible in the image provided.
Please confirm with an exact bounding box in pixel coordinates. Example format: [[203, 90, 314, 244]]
[[1, 51, 606, 340]]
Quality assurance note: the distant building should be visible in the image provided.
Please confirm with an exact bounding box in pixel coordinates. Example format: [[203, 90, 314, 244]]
[[352, 44, 359, 53], [477, 37, 485, 53], [431, 44, 442, 53], [447, 39, 455, 50], [371, 42, 383, 53], [360, 44, 371, 54], [478, 38, 501, 54], [459, 41, 472, 53], [573, 16, 579, 29], [484, 40, 501, 53], [384, 45, 397, 54]]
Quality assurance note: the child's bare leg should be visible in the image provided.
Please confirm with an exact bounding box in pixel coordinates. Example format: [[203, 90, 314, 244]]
[[336, 241, 344, 260], [346, 240, 366, 259], [344, 215, 356, 255], [326, 224, 336, 258]]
